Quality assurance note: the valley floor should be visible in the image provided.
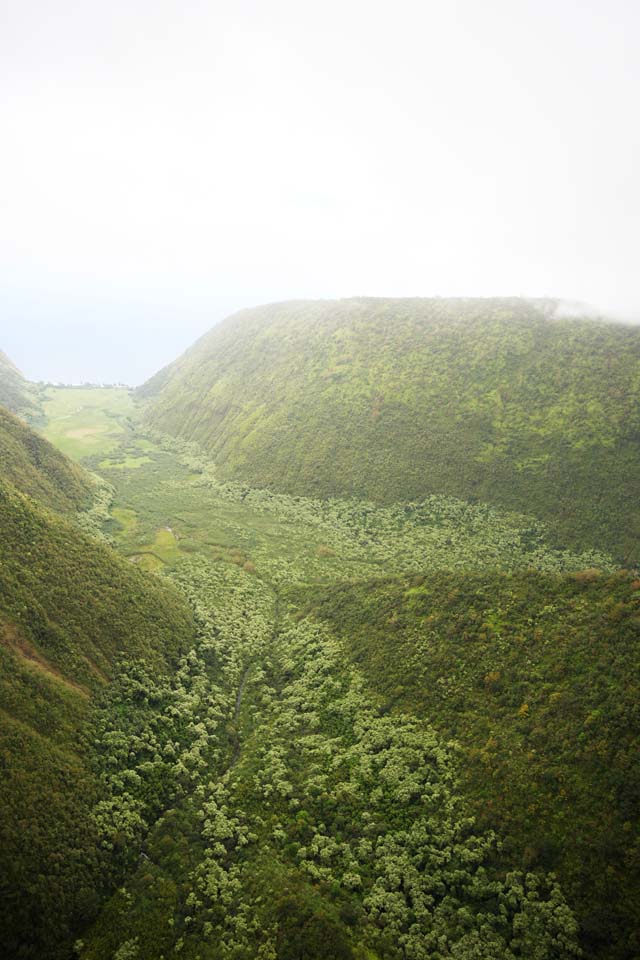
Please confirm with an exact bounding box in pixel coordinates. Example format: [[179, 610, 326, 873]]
[[38, 387, 639, 960]]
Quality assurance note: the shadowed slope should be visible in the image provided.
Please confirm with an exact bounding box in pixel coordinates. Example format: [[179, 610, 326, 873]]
[[0, 415, 198, 960]]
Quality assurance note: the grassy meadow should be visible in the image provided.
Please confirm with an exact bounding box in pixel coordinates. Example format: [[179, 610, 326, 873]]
[[40, 387, 135, 460]]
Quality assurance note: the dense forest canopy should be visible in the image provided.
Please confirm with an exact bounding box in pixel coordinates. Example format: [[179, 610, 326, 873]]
[[300, 569, 640, 958]]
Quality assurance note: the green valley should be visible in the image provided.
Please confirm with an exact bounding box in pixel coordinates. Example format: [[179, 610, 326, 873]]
[[3, 1, 639, 956], [40, 386, 135, 460], [0, 297, 638, 960]]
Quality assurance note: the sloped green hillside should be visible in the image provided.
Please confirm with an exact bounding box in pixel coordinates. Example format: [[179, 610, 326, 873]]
[[0, 420, 198, 960], [140, 298, 640, 563], [302, 569, 640, 960], [0, 349, 39, 419], [0, 405, 94, 514]]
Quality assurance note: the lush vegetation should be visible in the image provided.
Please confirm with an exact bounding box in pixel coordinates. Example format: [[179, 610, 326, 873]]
[[78, 559, 581, 960], [0, 405, 94, 515], [0, 413, 198, 960], [0, 349, 40, 419], [2, 322, 638, 960], [71, 396, 634, 958], [302, 570, 640, 959], [90, 427, 612, 584], [140, 298, 640, 563], [40, 386, 135, 460]]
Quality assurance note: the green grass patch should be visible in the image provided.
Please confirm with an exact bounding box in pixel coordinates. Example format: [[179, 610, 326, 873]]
[[124, 527, 182, 571], [111, 507, 138, 537], [41, 387, 135, 460], [98, 455, 154, 470]]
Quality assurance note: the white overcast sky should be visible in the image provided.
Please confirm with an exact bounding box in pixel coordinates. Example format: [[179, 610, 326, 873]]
[[1, 0, 639, 383]]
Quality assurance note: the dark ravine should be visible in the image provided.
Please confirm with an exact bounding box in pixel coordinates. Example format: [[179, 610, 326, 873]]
[[234, 667, 249, 720]]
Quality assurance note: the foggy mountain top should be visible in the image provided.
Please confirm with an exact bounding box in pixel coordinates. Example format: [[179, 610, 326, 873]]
[[3, 295, 636, 389], [1, 0, 638, 383]]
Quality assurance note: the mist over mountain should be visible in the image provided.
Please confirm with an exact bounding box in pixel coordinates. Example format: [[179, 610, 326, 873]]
[[1, 300, 221, 386]]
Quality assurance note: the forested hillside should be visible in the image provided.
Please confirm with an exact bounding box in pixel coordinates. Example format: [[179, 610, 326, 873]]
[[0, 349, 40, 419], [0, 405, 94, 514], [140, 298, 640, 564], [0, 415, 198, 960], [302, 570, 640, 959]]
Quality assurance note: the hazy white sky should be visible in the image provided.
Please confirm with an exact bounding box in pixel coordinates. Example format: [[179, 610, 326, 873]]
[[1, 0, 639, 383]]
